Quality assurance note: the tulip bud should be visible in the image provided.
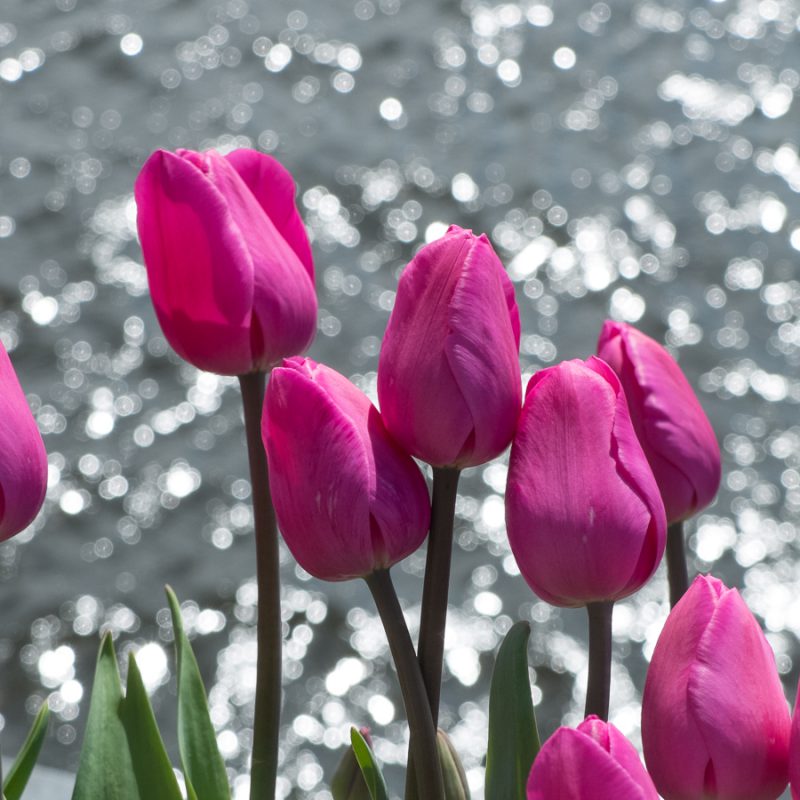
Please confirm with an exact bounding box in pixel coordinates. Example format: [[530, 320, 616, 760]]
[[263, 357, 430, 580], [135, 148, 317, 376], [437, 729, 470, 799], [0, 344, 47, 541], [331, 728, 373, 800], [505, 357, 666, 607], [790, 680, 800, 800], [378, 225, 521, 468], [642, 575, 790, 799], [597, 321, 720, 523], [527, 716, 658, 799]]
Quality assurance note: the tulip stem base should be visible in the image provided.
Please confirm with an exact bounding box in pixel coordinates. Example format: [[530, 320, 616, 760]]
[[240, 372, 282, 800], [417, 466, 461, 723], [366, 569, 445, 800], [585, 601, 613, 721], [666, 521, 689, 608]]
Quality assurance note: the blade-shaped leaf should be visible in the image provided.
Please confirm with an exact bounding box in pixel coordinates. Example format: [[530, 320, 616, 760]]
[[485, 621, 540, 800], [120, 653, 183, 800], [350, 728, 389, 800], [72, 633, 140, 800], [3, 703, 49, 800], [165, 585, 229, 800]]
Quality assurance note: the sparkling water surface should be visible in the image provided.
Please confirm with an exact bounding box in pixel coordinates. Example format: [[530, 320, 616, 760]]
[[1, 0, 799, 797]]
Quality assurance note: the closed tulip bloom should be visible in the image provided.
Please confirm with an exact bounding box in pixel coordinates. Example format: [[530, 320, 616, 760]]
[[642, 575, 790, 800], [505, 357, 666, 607], [597, 321, 720, 523], [263, 357, 430, 580], [135, 148, 317, 376], [527, 716, 658, 799], [0, 344, 47, 541], [377, 225, 521, 468], [790, 679, 800, 800]]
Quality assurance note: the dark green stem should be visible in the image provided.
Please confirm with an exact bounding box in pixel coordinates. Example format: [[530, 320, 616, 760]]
[[417, 466, 461, 723], [366, 570, 445, 800], [585, 601, 613, 721], [666, 521, 689, 608], [240, 373, 281, 800]]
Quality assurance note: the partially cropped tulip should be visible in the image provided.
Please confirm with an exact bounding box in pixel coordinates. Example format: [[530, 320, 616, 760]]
[[527, 716, 658, 799], [437, 729, 470, 800], [0, 344, 47, 541], [597, 321, 720, 523], [263, 357, 430, 580], [790, 680, 800, 800], [135, 148, 317, 376], [378, 225, 521, 468], [505, 357, 666, 607], [642, 575, 790, 800], [331, 728, 373, 800]]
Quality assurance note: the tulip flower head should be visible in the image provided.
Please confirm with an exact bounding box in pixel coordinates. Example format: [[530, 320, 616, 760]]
[[597, 321, 720, 523], [263, 357, 430, 581], [0, 344, 47, 541], [135, 148, 317, 375], [642, 575, 790, 800], [527, 716, 658, 799], [378, 225, 521, 468], [790, 679, 800, 800], [505, 357, 666, 607]]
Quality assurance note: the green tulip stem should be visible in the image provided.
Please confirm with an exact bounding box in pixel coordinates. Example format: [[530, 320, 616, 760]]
[[417, 466, 461, 722], [239, 372, 282, 800], [666, 521, 689, 608], [365, 569, 445, 800], [585, 601, 614, 721]]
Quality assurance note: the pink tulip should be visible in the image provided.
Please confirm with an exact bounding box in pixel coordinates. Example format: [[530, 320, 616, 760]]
[[377, 225, 521, 468], [790, 679, 800, 800], [0, 344, 47, 541], [527, 716, 658, 799], [642, 575, 790, 800], [135, 148, 317, 376], [263, 357, 430, 580], [597, 321, 720, 523], [505, 357, 666, 607]]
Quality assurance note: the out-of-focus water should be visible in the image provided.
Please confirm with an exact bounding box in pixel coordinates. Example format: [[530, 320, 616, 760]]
[[0, 0, 799, 796]]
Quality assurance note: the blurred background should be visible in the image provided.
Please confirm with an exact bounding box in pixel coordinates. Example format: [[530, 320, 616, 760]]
[[0, 0, 799, 797]]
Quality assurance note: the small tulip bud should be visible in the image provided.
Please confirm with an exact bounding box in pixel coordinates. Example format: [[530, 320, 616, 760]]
[[506, 357, 666, 606], [642, 575, 790, 799], [263, 357, 430, 581], [135, 148, 317, 375], [437, 729, 470, 800], [378, 225, 521, 468], [331, 728, 373, 800], [0, 344, 47, 541], [597, 321, 721, 523], [527, 716, 658, 799]]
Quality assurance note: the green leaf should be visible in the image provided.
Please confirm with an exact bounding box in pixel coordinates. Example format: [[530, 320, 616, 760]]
[[484, 622, 540, 800], [120, 653, 183, 800], [72, 633, 140, 800], [3, 703, 49, 800], [165, 585, 229, 800], [350, 728, 389, 800]]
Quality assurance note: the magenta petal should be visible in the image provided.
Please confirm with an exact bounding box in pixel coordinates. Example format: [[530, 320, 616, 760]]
[[598, 321, 721, 522], [789, 679, 800, 800], [527, 721, 657, 800], [264, 358, 429, 580], [506, 358, 666, 606], [0, 345, 47, 541], [135, 150, 255, 374], [224, 149, 315, 282]]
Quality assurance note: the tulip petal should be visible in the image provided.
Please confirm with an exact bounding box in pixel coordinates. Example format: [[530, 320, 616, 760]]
[[527, 726, 656, 800], [446, 230, 522, 466], [642, 576, 721, 797], [688, 587, 790, 799], [135, 150, 255, 374], [0, 346, 47, 541], [224, 149, 315, 282], [789, 678, 800, 800]]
